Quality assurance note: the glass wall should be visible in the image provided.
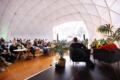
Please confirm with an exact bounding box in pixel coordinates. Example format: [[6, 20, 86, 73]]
[[53, 21, 88, 41]]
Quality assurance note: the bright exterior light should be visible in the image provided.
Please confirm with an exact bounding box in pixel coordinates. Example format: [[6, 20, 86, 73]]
[[53, 21, 88, 41]]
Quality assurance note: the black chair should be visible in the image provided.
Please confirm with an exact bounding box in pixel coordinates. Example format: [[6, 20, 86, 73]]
[[70, 48, 91, 62]]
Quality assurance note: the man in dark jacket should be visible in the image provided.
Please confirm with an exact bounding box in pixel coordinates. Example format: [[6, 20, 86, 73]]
[[70, 37, 94, 68], [70, 37, 87, 49], [10, 43, 18, 55]]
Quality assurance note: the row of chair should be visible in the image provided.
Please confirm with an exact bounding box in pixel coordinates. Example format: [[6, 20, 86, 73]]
[[70, 48, 120, 65]]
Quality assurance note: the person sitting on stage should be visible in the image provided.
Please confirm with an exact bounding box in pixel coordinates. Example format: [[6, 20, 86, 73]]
[[91, 39, 98, 49], [70, 37, 94, 67], [70, 37, 87, 49]]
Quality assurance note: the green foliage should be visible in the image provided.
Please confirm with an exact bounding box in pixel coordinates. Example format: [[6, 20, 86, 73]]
[[82, 39, 88, 47], [92, 40, 98, 47], [53, 43, 68, 58], [98, 24, 120, 42], [98, 24, 113, 35], [91, 39, 107, 48], [99, 39, 107, 46], [112, 28, 120, 41]]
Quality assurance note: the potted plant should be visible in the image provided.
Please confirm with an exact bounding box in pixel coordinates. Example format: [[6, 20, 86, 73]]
[[54, 42, 67, 67], [99, 39, 106, 45], [98, 24, 120, 47], [82, 39, 88, 48], [98, 24, 113, 37]]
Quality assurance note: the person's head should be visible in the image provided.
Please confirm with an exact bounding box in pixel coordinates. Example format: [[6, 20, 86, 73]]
[[73, 37, 78, 42]]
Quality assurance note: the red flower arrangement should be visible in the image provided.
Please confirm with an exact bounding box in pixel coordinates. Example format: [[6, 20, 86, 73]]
[[99, 43, 118, 49]]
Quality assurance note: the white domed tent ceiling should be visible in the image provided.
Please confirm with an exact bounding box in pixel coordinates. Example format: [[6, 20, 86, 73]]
[[0, 0, 120, 41]]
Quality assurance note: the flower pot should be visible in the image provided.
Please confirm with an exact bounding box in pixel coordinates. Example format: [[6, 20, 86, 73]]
[[58, 58, 66, 67]]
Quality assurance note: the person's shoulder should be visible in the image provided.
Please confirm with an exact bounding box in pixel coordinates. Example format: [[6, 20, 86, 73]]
[[71, 42, 78, 45], [78, 42, 83, 45], [70, 43, 75, 46], [71, 43, 74, 45], [71, 43, 81, 46]]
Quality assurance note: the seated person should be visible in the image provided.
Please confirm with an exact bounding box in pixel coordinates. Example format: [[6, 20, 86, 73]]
[[39, 42, 44, 49], [16, 42, 25, 49], [16, 42, 26, 54], [0, 55, 12, 66], [33, 39, 38, 47], [1, 42, 8, 50], [43, 47, 49, 55], [43, 42, 49, 55], [22, 39, 27, 48], [0, 43, 15, 63], [70, 37, 94, 67], [70, 37, 87, 49], [10, 43, 18, 55], [91, 39, 98, 49], [27, 42, 35, 57]]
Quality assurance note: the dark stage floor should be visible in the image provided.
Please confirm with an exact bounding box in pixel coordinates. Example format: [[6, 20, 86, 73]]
[[26, 56, 120, 80]]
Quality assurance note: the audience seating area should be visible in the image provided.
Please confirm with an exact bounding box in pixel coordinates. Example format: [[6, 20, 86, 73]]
[[0, 38, 52, 72]]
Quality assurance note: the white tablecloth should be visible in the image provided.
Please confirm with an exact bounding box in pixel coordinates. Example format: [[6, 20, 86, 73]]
[[14, 48, 27, 52]]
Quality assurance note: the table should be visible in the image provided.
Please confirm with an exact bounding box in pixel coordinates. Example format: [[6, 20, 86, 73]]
[[14, 48, 27, 52], [14, 48, 27, 59], [32, 46, 39, 50]]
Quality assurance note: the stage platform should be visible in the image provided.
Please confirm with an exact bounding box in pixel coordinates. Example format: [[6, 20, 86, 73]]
[[26, 56, 120, 80]]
